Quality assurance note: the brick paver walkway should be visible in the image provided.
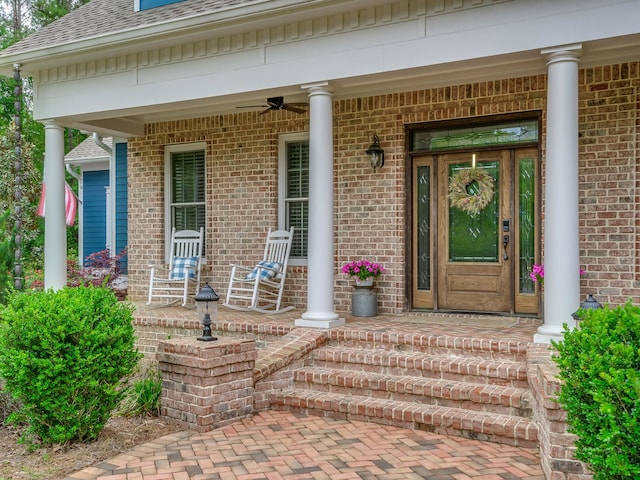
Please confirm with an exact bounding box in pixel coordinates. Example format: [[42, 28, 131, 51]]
[[67, 411, 544, 480]]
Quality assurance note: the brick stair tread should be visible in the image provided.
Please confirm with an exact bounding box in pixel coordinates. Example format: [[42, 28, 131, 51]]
[[293, 366, 530, 409], [327, 328, 530, 360], [271, 388, 538, 445], [313, 347, 528, 383]]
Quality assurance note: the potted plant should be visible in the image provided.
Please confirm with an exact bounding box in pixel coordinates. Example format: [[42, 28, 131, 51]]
[[341, 260, 384, 317], [341, 260, 384, 287]]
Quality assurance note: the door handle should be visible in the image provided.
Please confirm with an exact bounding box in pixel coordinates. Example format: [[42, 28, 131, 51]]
[[503, 235, 509, 260]]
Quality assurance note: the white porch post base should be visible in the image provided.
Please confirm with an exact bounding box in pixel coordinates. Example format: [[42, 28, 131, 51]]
[[534, 323, 572, 344], [296, 312, 345, 329]]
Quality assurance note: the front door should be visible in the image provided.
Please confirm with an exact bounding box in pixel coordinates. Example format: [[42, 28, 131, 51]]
[[412, 148, 539, 314]]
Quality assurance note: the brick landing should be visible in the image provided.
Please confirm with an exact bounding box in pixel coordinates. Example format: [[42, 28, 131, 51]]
[[66, 410, 544, 480]]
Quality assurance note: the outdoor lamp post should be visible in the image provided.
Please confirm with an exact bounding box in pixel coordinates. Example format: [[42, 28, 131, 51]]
[[194, 282, 219, 341], [571, 293, 603, 325]]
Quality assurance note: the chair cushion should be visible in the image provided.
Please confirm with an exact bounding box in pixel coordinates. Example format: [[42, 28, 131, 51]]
[[246, 261, 281, 281], [170, 256, 198, 280]]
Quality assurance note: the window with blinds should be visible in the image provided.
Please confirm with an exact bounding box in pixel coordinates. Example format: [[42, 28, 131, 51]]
[[284, 140, 309, 259], [170, 149, 205, 233]]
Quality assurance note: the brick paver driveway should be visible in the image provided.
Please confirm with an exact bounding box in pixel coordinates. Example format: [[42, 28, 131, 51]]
[[67, 410, 544, 479]]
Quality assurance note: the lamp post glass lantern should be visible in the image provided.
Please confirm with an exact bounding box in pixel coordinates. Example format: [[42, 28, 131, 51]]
[[571, 293, 603, 325], [194, 282, 219, 341]]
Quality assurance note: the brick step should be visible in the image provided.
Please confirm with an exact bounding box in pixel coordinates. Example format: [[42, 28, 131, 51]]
[[270, 388, 539, 448], [327, 329, 529, 361], [292, 367, 532, 417], [312, 347, 529, 388]]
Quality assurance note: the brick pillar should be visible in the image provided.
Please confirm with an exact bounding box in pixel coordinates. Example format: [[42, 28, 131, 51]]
[[527, 344, 592, 479], [157, 337, 257, 432]]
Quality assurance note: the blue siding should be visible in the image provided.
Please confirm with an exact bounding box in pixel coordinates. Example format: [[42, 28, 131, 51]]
[[115, 142, 128, 272], [82, 170, 109, 264], [140, 0, 183, 10]]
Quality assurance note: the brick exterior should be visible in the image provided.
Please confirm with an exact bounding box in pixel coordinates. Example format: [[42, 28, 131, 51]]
[[527, 344, 593, 480], [157, 337, 257, 432], [579, 64, 639, 305], [127, 62, 639, 314]]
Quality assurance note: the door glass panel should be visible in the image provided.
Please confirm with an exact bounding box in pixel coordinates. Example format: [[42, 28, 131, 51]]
[[412, 119, 538, 151], [519, 158, 536, 293], [448, 161, 499, 262], [416, 165, 431, 290]]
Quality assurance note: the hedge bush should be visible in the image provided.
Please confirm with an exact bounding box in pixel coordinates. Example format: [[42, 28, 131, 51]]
[[552, 301, 640, 480], [0, 286, 141, 446]]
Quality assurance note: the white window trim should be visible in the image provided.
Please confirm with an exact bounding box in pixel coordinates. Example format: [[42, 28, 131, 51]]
[[278, 132, 309, 267], [164, 142, 207, 264]]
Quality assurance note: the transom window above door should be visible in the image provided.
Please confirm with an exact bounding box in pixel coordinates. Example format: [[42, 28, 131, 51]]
[[411, 118, 539, 152]]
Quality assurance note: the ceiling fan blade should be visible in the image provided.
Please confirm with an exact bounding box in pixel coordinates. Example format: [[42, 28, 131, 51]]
[[283, 105, 307, 114], [237, 97, 306, 113]]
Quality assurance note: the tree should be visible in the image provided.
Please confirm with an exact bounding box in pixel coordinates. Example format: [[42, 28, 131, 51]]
[[0, 1, 90, 290], [30, 0, 90, 28], [0, 120, 43, 295]]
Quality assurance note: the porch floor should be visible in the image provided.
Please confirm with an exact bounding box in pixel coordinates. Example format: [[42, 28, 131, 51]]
[[135, 303, 542, 344]]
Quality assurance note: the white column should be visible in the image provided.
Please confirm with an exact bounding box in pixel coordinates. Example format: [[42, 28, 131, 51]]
[[43, 121, 67, 290], [295, 82, 345, 329], [534, 44, 582, 344]]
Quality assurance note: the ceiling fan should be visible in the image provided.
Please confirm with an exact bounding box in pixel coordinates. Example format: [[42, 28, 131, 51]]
[[236, 96, 308, 115]]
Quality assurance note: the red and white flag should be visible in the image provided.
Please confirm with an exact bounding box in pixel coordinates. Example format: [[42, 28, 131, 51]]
[[37, 182, 77, 227]]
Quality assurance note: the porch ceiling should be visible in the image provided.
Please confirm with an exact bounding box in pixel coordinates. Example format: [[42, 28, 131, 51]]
[[67, 49, 548, 136]]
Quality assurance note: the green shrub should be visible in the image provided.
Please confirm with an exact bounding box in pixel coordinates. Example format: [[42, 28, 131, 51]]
[[0, 286, 141, 446], [552, 301, 640, 480], [0, 382, 21, 424]]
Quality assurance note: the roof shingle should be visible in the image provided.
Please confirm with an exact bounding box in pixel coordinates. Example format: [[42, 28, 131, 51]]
[[65, 137, 113, 163], [1, 0, 260, 57]]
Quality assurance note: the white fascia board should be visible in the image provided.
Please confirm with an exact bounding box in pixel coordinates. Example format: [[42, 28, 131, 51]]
[[65, 157, 109, 170], [2, 0, 391, 76]]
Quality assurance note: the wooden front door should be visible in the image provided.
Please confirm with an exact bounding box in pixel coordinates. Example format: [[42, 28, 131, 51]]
[[412, 148, 539, 314]]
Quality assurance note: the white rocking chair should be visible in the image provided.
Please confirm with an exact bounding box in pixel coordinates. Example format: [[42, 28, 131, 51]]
[[147, 227, 204, 307], [223, 227, 294, 314]]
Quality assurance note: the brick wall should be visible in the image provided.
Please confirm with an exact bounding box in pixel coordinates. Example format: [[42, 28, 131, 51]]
[[157, 337, 257, 432], [578, 64, 639, 306], [527, 345, 592, 480], [127, 62, 639, 313]]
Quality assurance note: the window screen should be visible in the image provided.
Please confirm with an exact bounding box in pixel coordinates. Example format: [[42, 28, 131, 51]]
[[170, 150, 205, 232], [285, 142, 309, 258]]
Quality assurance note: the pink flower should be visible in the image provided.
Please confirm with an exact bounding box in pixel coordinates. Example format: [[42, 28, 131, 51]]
[[342, 260, 384, 281], [530, 264, 585, 285]]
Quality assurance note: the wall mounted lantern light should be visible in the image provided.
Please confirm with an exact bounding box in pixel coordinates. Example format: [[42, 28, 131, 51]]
[[366, 134, 385, 171], [194, 282, 219, 341]]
